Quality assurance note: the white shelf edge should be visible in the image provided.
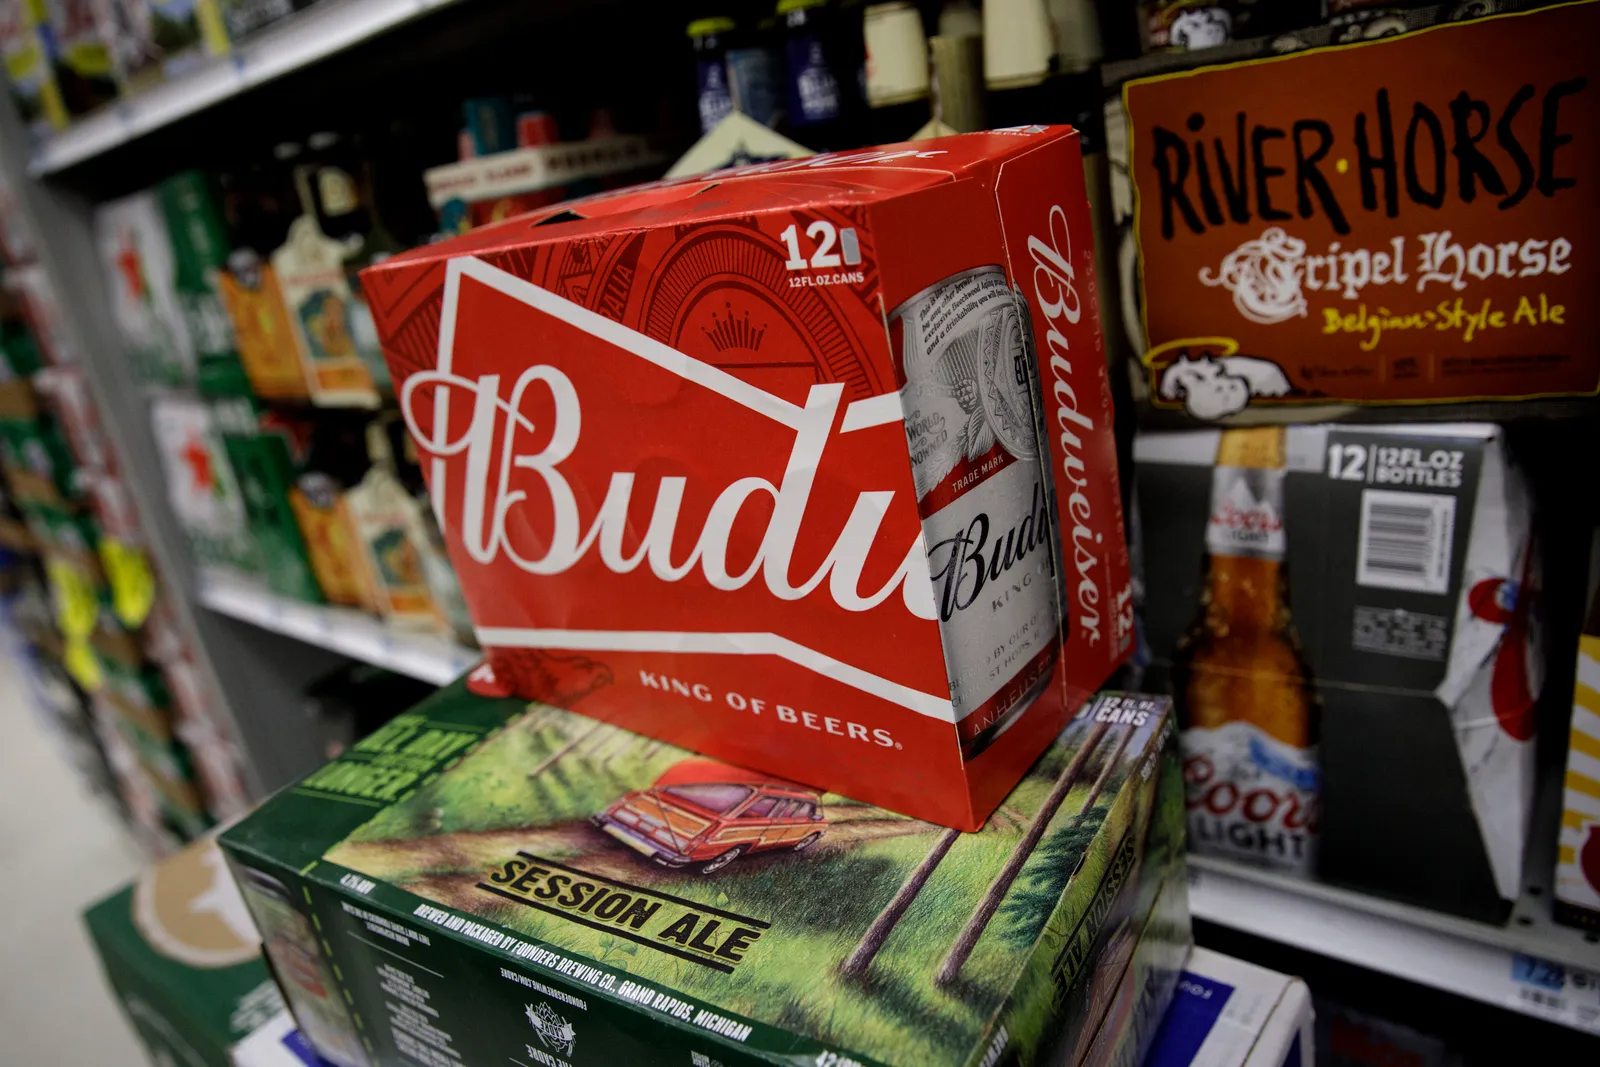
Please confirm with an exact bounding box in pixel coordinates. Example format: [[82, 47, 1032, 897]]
[[1189, 855, 1600, 1034], [29, 0, 460, 176], [197, 576, 478, 687]]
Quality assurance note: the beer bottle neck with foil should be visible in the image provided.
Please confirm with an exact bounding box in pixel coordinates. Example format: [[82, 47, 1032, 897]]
[[1176, 426, 1317, 749]]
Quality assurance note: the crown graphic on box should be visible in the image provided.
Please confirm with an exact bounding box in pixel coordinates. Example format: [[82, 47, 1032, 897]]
[[701, 302, 767, 353]]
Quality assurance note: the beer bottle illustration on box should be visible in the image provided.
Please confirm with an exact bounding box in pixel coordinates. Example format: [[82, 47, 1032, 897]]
[[1173, 426, 1320, 873], [892, 266, 1063, 759], [235, 868, 370, 1067]]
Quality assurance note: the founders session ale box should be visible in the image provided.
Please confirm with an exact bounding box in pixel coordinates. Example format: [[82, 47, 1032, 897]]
[[220, 683, 1185, 1067], [359, 128, 1132, 830]]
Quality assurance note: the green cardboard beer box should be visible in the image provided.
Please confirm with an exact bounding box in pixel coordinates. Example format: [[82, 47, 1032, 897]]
[[212, 397, 325, 604], [83, 836, 288, 1067], [220, 683, 1185, 1067], [157, 170, 253, 399], [96, 172, 249, 394], [1070, 868, 1191, 1067], [150, 393, 258, 577]]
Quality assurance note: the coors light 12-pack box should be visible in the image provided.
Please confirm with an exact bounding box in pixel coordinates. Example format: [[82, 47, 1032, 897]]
[[1135, 423, 1540, 924], [358, 127, 1132, 831], [220, 683, 1186, 1067]]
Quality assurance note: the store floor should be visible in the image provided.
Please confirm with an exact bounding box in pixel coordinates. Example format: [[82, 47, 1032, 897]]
[[0, 650, 149, 1065]]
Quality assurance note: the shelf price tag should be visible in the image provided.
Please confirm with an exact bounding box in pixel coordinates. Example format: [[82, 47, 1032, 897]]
[[1509, 954, 1600, 1034]]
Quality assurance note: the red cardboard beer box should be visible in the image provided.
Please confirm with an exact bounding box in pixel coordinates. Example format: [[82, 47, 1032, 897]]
[[360, 128, 1131, 830]]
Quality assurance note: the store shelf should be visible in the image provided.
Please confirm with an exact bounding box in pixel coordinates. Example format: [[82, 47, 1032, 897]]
[[28, 0, 462, 176], [422, 136, 662, 208], [197, 575, 478, 686], [1190, 855, 1600, 1034]]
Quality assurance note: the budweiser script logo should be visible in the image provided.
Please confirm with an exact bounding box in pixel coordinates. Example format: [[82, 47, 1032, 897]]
[[928, 480, 1053, 624], [398, 369, 937, 618], [1029, 204, 1106, 646]]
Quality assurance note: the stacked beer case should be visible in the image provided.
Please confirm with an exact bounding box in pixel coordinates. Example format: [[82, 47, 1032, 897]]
[[357, 125, 1132, 830], [216, 128, 1193, 1066], [221, 684, 1187, 1067]]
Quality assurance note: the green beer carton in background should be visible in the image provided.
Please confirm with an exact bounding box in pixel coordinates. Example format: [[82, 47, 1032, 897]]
[[212, 398, 323, 604], [221, 683, 1187, 1067], [96, 172, 250, 394], [84, 837, 287, 1067], [149, 393, 257, 577], [158, 170, 252, 398]]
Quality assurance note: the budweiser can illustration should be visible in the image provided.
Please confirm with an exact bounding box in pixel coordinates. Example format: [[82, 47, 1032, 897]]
[[893, 266, 1063, 758]]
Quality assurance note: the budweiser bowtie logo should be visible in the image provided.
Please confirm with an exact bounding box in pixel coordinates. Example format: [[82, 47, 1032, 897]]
[[397, 256, 952, 720]]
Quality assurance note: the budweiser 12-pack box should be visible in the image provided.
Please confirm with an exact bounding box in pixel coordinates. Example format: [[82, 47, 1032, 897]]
[[220, 681, 1185, 1067], [1135, 424, 1541, 923], [360, 128, 1132, 830]]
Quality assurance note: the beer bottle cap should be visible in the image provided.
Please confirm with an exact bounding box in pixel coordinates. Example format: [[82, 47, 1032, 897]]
[[687, 16, 737, 37], [1215, 426, 1286, 469]]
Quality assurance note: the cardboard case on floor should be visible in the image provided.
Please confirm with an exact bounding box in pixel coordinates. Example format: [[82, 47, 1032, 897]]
[[360, 127, 1133, 830], [221, 681, 1185, 1067], [1144, 948, 1314, 1067], [82, 836, 288, 1067]]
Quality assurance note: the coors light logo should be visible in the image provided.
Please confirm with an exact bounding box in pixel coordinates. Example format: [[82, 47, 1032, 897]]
[[1205, 470, 1287, 560]]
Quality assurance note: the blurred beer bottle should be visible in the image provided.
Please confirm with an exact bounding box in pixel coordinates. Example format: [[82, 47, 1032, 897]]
[[777, 0, 865, 149], [929, 0, 984, 133], [299, 131, 396, 396], [725, 4, 785, 128], [689, 16, 738, 133], [983, 0, 1055, 126], [1173, 426, 1320, 873]]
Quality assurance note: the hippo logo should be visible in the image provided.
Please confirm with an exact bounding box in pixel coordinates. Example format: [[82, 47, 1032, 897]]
[[1145, 338, 1293, 419]]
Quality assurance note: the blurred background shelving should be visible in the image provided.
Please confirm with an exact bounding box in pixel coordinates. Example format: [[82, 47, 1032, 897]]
[[0, 0, 1595, 1063]]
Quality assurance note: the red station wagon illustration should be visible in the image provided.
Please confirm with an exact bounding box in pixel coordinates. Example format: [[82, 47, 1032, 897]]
[[593, 759, 828, 874]]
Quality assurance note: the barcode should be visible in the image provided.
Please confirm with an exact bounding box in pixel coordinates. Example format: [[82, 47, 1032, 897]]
[[1365, 503, 1433, 574], [1356, 489, 1455, 594]]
